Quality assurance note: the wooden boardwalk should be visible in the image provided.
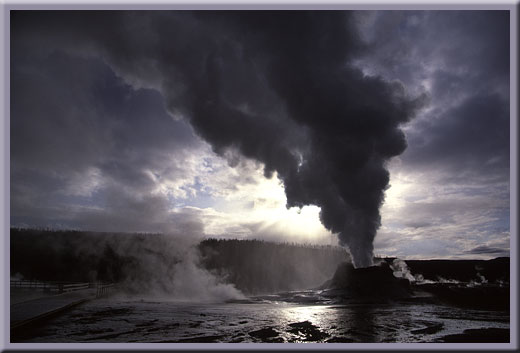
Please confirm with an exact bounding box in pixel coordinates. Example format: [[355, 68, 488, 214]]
[[10, 282, 116, 338], [11, 288, 97, 330]]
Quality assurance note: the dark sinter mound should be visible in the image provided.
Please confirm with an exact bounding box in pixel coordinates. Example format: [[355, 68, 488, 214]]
[[417, 283, 509, 311], [321, 261, 412, 301]]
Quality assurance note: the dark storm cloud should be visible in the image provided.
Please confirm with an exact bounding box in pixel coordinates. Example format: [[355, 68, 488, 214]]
[[11, 51, 198, 171], [11, 11, 425, 267], [403, 221, 432, 229], [355, 11, 510, 183], [354, 11, 510, 260], [465, 246, 509, 256], [10, 46, 204, 232], [355, 11, 509, 90], [404, 92, 509, 179]]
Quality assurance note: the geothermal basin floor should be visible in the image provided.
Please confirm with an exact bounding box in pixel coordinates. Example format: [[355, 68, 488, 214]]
[[11, 290, 510, 343]]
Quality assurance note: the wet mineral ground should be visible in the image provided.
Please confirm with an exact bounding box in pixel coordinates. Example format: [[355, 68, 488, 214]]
[[13, 287, 509, 344]]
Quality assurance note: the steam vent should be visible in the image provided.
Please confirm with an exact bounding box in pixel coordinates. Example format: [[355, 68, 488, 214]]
[[321, 261, 412, 302]]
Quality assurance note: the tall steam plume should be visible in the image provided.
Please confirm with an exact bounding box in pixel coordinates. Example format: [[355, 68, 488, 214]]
[[14, 11, 423, 267]]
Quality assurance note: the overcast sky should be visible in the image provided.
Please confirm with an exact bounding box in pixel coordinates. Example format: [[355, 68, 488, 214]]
[[10, 10, 510, 262]]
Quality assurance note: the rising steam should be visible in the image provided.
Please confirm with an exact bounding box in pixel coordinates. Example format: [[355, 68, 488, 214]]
[[13, 11, 423, 267], [110, 234, 245, 302]]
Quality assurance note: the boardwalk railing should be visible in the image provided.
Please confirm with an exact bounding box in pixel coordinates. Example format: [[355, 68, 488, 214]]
[[11, 280, 89, 293], [61, 282, 90, 292], [10, 280, 53, 290], [11, 280, 112, 295], [96, 282, 116, 298]]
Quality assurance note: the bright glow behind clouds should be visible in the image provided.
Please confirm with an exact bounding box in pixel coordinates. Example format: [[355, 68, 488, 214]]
[[161, 146, 333, 244]]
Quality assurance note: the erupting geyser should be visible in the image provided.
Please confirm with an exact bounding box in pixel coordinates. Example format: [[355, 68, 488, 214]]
[[175, 12, 424, 268]]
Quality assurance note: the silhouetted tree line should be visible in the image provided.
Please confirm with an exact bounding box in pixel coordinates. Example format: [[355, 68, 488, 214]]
[[10, 228, 156, 283], [10, 228, 349, 293], [198, 238, 350, 294], [11, 229, 509, 295]]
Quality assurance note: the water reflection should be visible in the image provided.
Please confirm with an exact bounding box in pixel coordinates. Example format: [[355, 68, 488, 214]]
[[281, 305, 331, 327], [279, 303, 414, 342], [278, 304, 380, 342]]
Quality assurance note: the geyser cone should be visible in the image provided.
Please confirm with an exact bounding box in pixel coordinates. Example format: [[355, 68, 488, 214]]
[[322, 261, 412, 301]]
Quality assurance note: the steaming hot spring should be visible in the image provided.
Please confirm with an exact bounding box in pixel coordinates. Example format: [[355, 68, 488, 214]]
[[320, 261, 412, 302]]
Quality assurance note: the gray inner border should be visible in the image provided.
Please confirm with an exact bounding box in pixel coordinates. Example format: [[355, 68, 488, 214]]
[[1, 1, 518, 351]]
